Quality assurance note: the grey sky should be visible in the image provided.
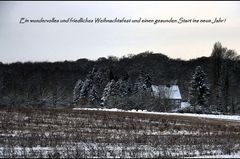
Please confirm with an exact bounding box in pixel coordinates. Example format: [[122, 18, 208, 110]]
[[0, 1, 239, 63]]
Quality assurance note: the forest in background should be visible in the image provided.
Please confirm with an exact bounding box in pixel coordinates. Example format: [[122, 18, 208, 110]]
[[0, 42, 240, 114]]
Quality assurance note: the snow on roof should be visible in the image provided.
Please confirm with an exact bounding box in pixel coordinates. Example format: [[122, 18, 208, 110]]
[[181, 102, 190, 109], [151, 85, 182, 100]]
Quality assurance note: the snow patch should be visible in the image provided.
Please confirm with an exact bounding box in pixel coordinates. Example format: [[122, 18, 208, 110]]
[[190, 152, 240, 158], [73, 107, 240, 122], [181, 102, 190, 109]]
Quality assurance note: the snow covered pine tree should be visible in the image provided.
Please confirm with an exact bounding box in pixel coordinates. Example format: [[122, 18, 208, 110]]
[[189, 66, 210, 113], [73, 67, 108, 106], [101, 79, 116, 107], [73, 79, 83, 105]]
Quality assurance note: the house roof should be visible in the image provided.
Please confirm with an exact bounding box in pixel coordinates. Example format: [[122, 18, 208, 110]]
[[151, 85, 182, 100]]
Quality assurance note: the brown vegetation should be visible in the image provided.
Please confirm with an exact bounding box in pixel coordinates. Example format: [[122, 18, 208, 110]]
[[0, 107, 239, 158]]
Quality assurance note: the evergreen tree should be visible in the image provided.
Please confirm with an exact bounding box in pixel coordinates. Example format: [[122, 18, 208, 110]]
[[73, 79, 83, 105], [116, 79, 129, 98], [74, 67, 108, 106], [101, 79, 117, 106], [133, 74, 146, 94], [88, 85, 99, 105], [91, 67, 109, 99], [144, 74, 152, 88], [109, 70, 115, 81], [189, 66, 210, 112], [133, 73, 152, 94], [79, 78, 93, 104]]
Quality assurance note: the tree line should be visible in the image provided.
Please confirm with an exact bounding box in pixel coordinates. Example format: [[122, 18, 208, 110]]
[[0, 42, 239, 114]]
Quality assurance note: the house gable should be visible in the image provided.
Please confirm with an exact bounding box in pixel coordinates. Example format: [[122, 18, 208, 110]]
[[151, 84, 182, 100]]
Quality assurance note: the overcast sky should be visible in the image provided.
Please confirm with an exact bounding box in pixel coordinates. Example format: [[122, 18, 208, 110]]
[[0, 1, 239, 63]]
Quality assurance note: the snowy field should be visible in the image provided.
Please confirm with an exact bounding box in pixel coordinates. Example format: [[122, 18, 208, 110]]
[[0, 107, 240, 158], [73, 107, 240, 122], [189, 152, 240, 158]]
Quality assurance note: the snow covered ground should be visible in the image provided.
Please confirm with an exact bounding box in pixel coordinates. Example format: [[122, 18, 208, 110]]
[[190, 152, 240, 158], [1, 107, 240, 158], [73, 107, 240, 122]]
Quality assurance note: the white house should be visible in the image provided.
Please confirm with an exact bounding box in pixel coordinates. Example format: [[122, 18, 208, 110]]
[[151, 84, 182, 108]]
